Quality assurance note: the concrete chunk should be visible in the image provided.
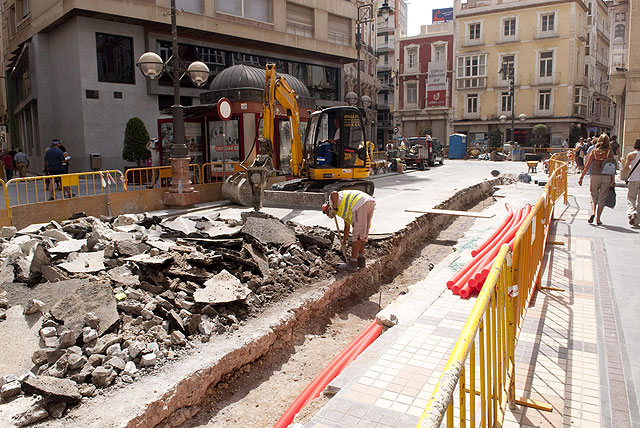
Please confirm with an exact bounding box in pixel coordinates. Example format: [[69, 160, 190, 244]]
[[107, 265, 140, 287], [22, 375, 81, 404], [0, 380, 21, 400], [91, 366, 116, 388], [124, 253, 174, 266], [160, 217, 198, 236], [58, 251, 105, 273], [193, 270, 251, 305], [241, 215, 296, 247], [49, 239, 87, 254]]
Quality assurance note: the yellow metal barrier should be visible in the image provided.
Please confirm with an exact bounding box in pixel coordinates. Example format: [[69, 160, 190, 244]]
[[0, 179, 12, 224], [417, 153, 568, 428], [202, 161, 240, 183], [5, 170, 126, 206], [125, 164, 202, 188]]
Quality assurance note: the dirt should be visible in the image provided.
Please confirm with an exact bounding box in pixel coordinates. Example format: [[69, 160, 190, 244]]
[[178, 196, 495, 428]]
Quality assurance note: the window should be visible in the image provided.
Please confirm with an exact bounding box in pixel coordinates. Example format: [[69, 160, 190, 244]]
[[328, 14, 350, 46], [17, 0, 29, 20], [501, 92, 512, 112], [216, 0, 272, 23], [539, 51, 553, 78], [406, 82, 417, 106], [500, 55, 515, 80], [407, 47, 418, 71], [469, 23, 481, 40], [504, 18, 516, 36], [96, 33, 135, 84], [541, 13, 555, 32], [177, 0, 202, 14], [467, 94, 478, 113], [615, 24, 625, 41], [539, 90, 551, 111], [433, 44, 446, 62], [456, 54, 487, 88], [575, 87, 587, 105], [286, 3, 314, 38], [584, 64, 589, 77]]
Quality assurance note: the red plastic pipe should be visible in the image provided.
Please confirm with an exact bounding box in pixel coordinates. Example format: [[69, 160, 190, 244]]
[[451, 248, 496, 294], [273, 321, 381, 428], [471, 204, 513, 256]]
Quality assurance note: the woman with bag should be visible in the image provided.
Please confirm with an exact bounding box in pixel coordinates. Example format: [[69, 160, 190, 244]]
[[578, 134, 616, 225], [622, 138, 640, 227]]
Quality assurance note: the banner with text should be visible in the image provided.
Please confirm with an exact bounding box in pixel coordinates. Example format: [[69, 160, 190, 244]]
[[432, 8, 453, 23], [427, 61, 448, 108]]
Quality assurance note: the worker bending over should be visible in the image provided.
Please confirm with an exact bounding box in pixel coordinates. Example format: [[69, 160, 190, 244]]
[[322, 189, 376, 271]]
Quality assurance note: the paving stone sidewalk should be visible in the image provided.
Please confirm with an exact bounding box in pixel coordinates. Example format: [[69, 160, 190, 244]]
[[302, 173, 640, 428]]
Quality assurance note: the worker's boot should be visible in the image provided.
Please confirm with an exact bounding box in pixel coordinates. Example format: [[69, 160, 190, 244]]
[[357, 255, 366, 269], [338, 259, 358, 272]]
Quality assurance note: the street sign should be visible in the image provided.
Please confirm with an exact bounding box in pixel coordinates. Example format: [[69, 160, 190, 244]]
[[217, 97, 232, 121], [393, 127, 399, 133]]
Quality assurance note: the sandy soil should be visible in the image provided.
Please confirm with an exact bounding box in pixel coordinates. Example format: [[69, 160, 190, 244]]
[[177, 196, 493, 428]]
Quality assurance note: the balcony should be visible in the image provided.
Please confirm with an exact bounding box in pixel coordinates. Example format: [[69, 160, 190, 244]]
[[377, 39, 395, 52], [573, 104, 587, 118], [576, 74, 589, 87], [463, 38, 483, 47], [597, 20, 610, 41], [596, 52, 609, 68], [377, 20, 395, 32], [611, 49, 627, 71], [531, 72, 562, 86], [377, 63, 392, 72], [379, 82, 393, 91]]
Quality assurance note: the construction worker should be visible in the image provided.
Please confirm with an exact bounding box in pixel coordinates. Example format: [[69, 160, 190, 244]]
[[322, 189, 375, 271]]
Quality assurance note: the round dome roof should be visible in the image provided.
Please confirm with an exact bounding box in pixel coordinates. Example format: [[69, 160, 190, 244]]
[[208, 64, 311, 97]]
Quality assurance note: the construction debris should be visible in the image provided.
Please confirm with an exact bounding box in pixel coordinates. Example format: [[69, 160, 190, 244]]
[[0, 211, 342, 425]]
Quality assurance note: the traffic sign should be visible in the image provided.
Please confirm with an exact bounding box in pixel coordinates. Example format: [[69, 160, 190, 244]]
[[393, 126, 399, 133], [217, 97, 232, 121]]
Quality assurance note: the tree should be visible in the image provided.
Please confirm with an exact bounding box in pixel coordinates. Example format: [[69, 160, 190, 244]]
[[489, 128, 503, 149], [531, 124, 549, 147], [122, 117, 151, 166], [569, 124, 582, 148]]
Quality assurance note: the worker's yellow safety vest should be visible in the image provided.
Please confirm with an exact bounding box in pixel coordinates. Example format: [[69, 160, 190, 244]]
[[336, 190, 366, 225]]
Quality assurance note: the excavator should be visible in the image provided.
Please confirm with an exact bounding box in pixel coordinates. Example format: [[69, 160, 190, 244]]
[[222, 63, 375, 210]]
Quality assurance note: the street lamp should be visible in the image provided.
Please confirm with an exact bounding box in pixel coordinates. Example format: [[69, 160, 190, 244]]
[[356, 2, 374, 108], [137, 0, 211, 206], [345, 91, 358, 106], [498, 61, 527, 145]]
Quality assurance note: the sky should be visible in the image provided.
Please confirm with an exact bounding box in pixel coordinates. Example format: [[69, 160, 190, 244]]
[[406, 0, 454, 37]]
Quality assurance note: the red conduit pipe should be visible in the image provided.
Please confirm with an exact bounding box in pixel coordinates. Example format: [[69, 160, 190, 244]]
[[273, 321, 380, 428], [447, 208, 520, 288], [451, 248, 497, 295], [470, 204, 514, 256]]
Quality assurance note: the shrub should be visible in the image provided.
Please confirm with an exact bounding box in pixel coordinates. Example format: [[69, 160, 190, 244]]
[[122, 117, 151, 166], [489, 128, 503, 149]]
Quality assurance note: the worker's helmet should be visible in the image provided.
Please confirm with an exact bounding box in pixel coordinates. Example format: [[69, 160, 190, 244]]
[[322, 201, 335, 218], [322, 202, 330, 213]]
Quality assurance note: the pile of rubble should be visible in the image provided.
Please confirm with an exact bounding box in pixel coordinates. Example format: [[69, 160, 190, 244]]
[[0, 211, 342, 425]]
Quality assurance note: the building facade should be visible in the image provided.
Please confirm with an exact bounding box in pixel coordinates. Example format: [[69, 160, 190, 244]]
[[375, 0, 407, 148], [452, 0, 610, 148], [1, 0, 361, 172], [607, 0, 640, 157], [395, 23, 454, 143]]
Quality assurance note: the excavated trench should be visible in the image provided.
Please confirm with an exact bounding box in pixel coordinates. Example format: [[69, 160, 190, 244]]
[[144, 178, 506, 428]]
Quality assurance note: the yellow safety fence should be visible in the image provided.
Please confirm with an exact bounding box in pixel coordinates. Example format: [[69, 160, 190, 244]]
[[417, 152, 568, 428], [0, 179, 11, 224], [6, 170, 126, 206], [124, 164, 203, 188]]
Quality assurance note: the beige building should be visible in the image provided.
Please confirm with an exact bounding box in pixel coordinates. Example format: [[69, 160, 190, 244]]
[[452, 0, 612, 147], [1, 0, 361, 172], [608, 0, 639, 157]]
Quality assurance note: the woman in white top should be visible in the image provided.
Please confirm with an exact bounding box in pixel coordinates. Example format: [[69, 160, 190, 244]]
[[623, 138, 640, 227]]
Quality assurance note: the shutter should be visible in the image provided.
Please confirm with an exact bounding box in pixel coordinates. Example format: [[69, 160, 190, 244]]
[[287, 3, 313, 26]]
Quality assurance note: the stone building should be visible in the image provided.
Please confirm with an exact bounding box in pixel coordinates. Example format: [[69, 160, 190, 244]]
[[1, 0, 362, 172]]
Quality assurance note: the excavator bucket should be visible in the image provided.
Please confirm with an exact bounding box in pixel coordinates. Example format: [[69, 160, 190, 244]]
[[221, 167, 271, 211]]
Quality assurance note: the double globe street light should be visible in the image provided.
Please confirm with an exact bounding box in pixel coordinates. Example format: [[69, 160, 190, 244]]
[[498, 61, 526, 146], [136, 0, 212, 206]]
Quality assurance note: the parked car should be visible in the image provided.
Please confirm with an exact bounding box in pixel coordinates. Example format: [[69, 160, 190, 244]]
[[402, 136, 445, 169]]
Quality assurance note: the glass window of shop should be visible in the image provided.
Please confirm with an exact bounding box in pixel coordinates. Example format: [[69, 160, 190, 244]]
[[159, 121, 204, 165], [208, 119, 241, 168]]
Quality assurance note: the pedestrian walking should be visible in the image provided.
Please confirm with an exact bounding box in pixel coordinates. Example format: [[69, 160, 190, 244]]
[[2, 150, 15, 180], [574, 138, 585, 174], [622, 138, 640, 227], [146, 138, 161, 188], [578, 134, 616, 226], [611, 135, 620, 164], [14, 148, 29, 178], [322, 189, 376, 271], [44, 139, 69, 200]]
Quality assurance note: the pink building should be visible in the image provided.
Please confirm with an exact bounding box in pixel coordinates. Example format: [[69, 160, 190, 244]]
[[396, 22, 454, 143]]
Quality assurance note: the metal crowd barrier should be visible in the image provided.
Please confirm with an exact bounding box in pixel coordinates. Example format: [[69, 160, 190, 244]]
[[0, 179, 11, 224], [124, 164, 203, 189], [417, 153, 568, 428], [202, 161, 240, 183], [5, 170, 127, 207]]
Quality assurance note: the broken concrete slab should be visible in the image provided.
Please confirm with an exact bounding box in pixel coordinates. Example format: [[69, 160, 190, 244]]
[[160, 217, 199, 236], [146, 239, 174, 252], [22, 375, 81, 404], [50, 281, 118, 338], [115, 240, 150, 257], [107, 265, 139, 287], [0, 226, 17, 239], [41, 229, 71, 242], [49, 239, 87, 255], [192, 219, 241, 239], [124, 253, 174, 266], [16, 223, 48, 235], [112, 214, 140, 227], [0, 306, 41, 378], [193, 270, 251, 305], [58, 251, 105, 274], [241, 216, 296, 247]]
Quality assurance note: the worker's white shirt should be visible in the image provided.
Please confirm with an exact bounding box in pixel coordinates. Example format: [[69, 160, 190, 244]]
[[336, 191, 374, 214]]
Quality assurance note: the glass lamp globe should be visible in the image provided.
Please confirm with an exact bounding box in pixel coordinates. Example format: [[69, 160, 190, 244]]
[[361, 95, 372, 109], [519, 114, 527, 122], [345, 92, 358, 106], [137, 52, 164, 80], [187, 61, 210, 87], [499, 115, 507, 123]]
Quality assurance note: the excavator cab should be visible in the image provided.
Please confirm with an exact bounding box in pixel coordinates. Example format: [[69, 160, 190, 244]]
[[303, 106, 371, 181]]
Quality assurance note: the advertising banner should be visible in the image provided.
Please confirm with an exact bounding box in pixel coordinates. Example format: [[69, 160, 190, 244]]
[[427, 61, 448, 108], [432, 8, 453, 23]]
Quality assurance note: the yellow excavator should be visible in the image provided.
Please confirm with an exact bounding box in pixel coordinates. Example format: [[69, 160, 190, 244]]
[[222, 64, 375, 210]]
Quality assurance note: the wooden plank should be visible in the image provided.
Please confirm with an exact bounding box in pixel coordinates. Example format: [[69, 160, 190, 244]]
[[404, 209, 495, 218]]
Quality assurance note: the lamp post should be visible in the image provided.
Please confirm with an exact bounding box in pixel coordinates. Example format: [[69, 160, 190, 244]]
[[137, 0, 211, 207], [356, 2, 374, 108]]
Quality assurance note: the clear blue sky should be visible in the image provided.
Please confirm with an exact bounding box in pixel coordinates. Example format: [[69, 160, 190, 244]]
[[406, 0, 454, 36]]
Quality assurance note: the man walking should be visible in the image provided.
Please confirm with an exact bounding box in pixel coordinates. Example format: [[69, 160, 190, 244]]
[[322, 189, 376, 271], [44, 139, 67, 200], [2, 150, 14, 180], [14, 149, 29, 178]]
